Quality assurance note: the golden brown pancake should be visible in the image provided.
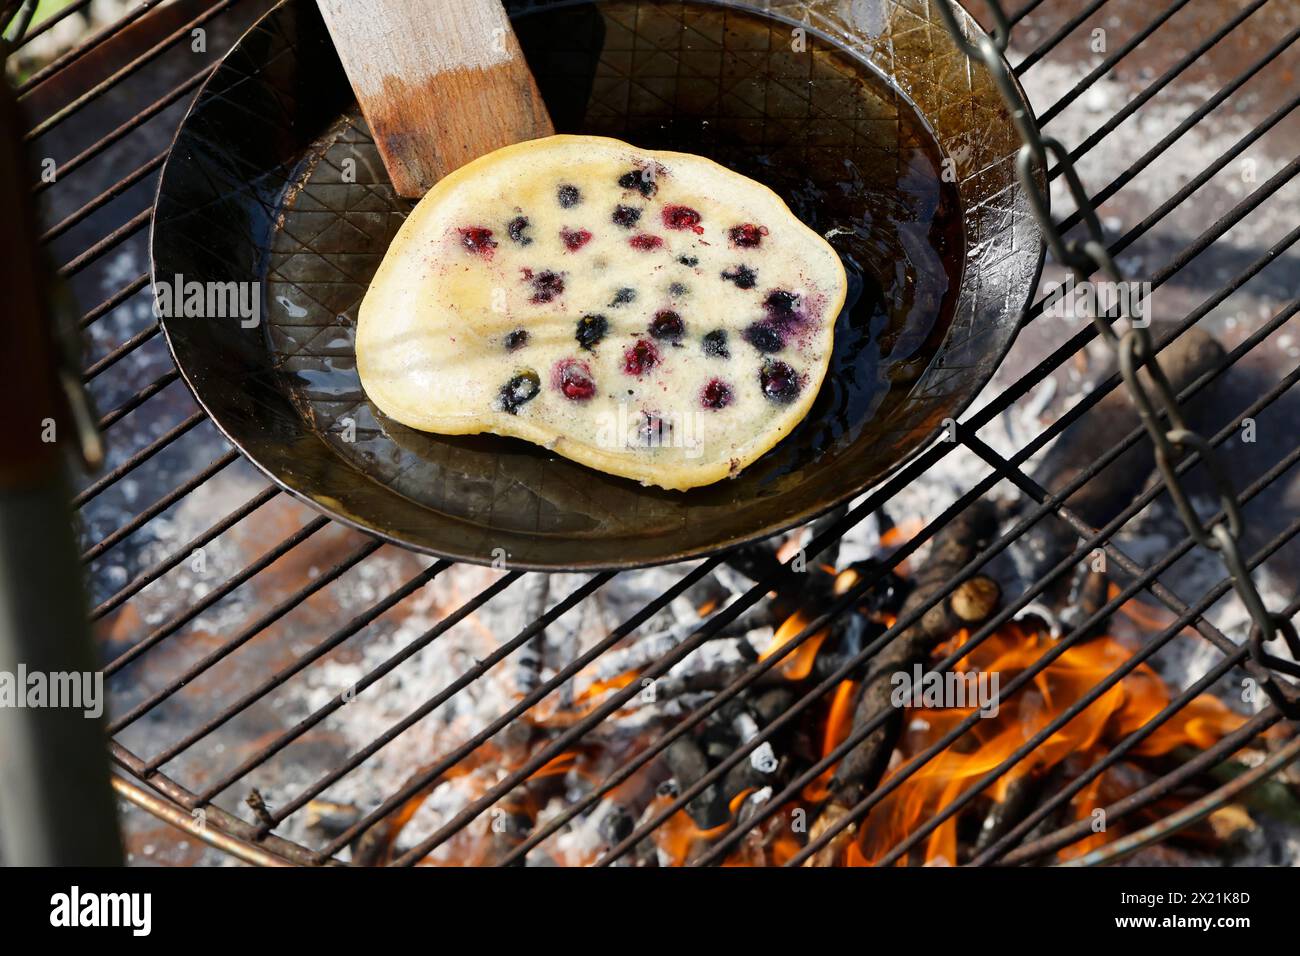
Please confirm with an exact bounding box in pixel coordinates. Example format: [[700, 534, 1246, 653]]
[[357, 135, 847, 490]]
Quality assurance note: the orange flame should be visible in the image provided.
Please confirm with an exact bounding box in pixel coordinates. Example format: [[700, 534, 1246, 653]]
[[850, 621, 1244, 865]]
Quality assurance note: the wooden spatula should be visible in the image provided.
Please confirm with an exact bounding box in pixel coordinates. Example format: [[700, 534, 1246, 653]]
[[316, 0, 554, 199]]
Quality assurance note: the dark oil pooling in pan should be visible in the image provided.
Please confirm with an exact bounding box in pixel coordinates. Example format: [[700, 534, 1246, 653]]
[[513, 0, 965, 463]]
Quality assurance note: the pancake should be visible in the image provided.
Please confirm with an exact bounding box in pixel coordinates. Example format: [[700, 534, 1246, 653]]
[[356, 134, 847, 490]]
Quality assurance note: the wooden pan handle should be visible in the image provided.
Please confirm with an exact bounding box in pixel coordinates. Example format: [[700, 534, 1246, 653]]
[[317, 0, 555, 198]]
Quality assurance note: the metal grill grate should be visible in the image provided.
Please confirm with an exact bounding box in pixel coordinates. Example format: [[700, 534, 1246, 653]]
[[14, 0, 1300, 866]]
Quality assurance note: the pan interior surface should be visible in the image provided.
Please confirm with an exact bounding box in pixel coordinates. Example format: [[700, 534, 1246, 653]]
[[152, 0, 1042, 569]]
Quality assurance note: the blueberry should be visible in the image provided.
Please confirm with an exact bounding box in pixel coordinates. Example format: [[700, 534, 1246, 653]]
[[553, 359, 596, 401], [702, 329, 729, 358], [557, 184, 582, 208], [459, 226, 497, 257], [721, 265, 757, 289], [760, 360, 801, 403], [505, 329, 529, 351], [610, 287, 637, 307], [528, 269, 565, 304], [678, 255, 699, 267], [668, 282, 688, 297], [649, 310, 684, 342], [662, 204, 702, 231], [742, 321, 784, 353], [498, 369, 540, 414], [507, 216, 532, 246], [618, 168, 657, 198], [575, 313, 609, 350], [561, 227, 592, 251], [612, 205, 642, 228], [764, 289, 799, 317]]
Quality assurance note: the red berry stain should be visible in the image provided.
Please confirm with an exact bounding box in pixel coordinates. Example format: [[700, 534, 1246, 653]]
[[561, 227, 592, 251], [459, 226, 497, 258], [552, 359, 596, 400], [729, 223, 768, 248], [629, 234, 664, 251], [623, 338, 660, 376], [662, 205, 704, 234], [701, 379, 733, 409]]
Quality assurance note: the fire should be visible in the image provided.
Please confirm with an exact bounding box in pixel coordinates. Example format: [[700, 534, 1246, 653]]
[[361, 528, 1247, 867], [851, 621, 1245, 865], [803, 678, 859, 803], [759, 567, 862, 681], [759, 608, 829, 680]]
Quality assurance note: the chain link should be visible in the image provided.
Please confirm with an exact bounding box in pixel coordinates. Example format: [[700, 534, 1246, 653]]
[[934, 0, 1297, 716]]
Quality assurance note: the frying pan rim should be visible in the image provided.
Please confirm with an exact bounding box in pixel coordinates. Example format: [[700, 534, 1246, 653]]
[[149, 0, 1047, 571]]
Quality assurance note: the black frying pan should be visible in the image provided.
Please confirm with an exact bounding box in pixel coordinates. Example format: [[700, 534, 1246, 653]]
[[150, 0, 1044, 570]]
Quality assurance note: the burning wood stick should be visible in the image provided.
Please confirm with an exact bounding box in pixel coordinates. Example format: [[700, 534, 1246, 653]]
[[807, 500, 1000, 865], [971, 768, 1051, 860]]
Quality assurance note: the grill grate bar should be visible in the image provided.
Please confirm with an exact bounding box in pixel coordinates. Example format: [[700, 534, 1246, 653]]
[[265, 571, 616, 830], [109, 743, 322, 866], [22, 0, 244, 142], [35, 64, 215, 197], [43, 150, 166, 245], [861, 509, 1300, 868], [1057, 38, 1300, 232], [1038, 0, 1239, 127], [103, 513, 329, 675], [1112, 157, 1300, 265], [57, 207, 149, 277], [95, 369, 179, 430], [108, 537, 385, 736], [16, 0, 168, 95], [1053, 0, 1280, 174], [72, 408, 203, 507], [91, 485, 280, 621], [83, 321, 161, 382], [193, 570, 529, 807], [80, 274, 149, 329], [11, 0, 94, 51], [1013, 0, 1112, 75], [81, 448, 237, 564], [141, 560, 452, 774], [1009, 0, 1050, 27]]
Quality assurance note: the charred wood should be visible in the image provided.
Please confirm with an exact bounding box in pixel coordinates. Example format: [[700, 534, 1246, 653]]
[[824, 500, 1001, 818]]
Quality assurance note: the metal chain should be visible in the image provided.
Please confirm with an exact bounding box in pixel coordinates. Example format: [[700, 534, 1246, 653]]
[[933, 0, 1298, 716]]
